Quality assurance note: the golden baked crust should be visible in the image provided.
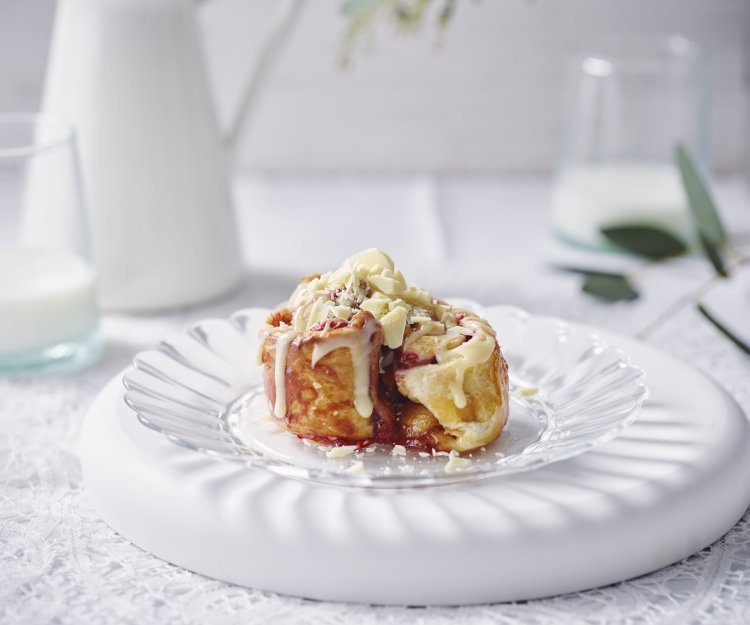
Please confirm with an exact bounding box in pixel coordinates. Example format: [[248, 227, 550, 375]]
[[260, 310, 395, 445], [258, 249, 509, 452], [395, 337, 509, 451]]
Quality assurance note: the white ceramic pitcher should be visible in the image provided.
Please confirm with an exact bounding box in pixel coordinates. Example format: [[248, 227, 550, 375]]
[[40, 0, 299, 311]]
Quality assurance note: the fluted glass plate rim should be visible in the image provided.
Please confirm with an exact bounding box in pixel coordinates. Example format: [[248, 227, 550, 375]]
[[122, 303, 649, 490]]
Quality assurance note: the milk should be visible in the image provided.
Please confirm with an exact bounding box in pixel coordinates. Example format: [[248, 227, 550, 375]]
[[551, 164, 692, 248], [0, 248, 97, 356]]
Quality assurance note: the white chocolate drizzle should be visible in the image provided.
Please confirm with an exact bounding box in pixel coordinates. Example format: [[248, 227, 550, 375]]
[[434, 318, 495, 409], [273, 331, 297, 418], [310, 319, 377, 418]]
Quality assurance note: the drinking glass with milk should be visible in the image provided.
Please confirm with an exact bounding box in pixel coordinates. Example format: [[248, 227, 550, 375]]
[[0, 114, 101, 373], [551, 36, 709, 249]]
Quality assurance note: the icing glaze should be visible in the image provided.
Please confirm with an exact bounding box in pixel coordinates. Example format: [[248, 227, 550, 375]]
[[434, 319, 496, 409], [310, 318, 378, 418], [272, 331, 296, 418]]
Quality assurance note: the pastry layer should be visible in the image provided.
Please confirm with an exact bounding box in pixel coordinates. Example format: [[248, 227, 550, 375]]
[[260, 310, 395, 445], [258, 249, 509, 452]]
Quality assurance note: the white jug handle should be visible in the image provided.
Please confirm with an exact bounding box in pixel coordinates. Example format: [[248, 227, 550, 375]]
[[199, 0, 303, 158]]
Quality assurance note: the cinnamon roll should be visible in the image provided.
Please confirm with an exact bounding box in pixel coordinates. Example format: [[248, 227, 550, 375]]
[[258, 249, 509, 452]]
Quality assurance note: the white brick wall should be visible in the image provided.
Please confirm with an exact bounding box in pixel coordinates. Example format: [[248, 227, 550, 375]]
[[2, 0, 748, 173]]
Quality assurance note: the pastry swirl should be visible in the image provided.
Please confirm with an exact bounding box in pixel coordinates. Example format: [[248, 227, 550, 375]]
[[258, 249, 509, 452]]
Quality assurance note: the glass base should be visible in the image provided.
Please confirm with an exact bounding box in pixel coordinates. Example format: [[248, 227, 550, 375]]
[[0, 329, 103, 376]]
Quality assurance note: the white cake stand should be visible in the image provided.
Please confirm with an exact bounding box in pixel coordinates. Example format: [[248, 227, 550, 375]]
[[80, 324, 750, 606]]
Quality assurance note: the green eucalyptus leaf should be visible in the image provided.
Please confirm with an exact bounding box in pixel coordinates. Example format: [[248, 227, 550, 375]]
[[601, 224, 687, 259], [698, 231, 729, 278], [676, 145, 727, 247], [581, 271, 639, 302], [697, 302, 750, 356], [552, 265, 608, 275]]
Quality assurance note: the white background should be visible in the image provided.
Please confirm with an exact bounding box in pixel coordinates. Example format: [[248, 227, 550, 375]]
[[1, 0, 748, 174]]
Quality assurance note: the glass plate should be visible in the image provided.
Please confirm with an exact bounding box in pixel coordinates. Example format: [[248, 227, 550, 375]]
[[123, 304, 648, 489]]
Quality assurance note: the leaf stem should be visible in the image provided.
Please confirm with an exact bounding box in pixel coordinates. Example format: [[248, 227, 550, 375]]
[[696, 301, 750, 356], [635, 256, 750, 340]]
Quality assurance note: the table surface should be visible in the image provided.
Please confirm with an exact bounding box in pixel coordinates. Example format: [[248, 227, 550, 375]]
[[2, 175, 750, 625]]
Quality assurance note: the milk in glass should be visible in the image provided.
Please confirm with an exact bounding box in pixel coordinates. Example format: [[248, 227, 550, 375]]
[[551, 163, 692, 249], [0, 248, 97, 356]]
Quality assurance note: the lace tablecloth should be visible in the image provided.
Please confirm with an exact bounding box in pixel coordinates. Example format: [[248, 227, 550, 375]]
[[2, 177, 750, 624]]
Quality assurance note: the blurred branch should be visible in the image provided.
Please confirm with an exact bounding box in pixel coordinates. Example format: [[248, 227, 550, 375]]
[[224, 0, 303, 154], [697, 301, 750, 356], [340, 0, 457, 66]]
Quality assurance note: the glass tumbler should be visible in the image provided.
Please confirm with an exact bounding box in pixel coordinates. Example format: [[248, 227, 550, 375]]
[[551, 35, 709, 249], [0, 114, 101, 374]]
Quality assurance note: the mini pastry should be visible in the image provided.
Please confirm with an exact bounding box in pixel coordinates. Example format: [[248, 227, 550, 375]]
[[258, 249, 509, 452]]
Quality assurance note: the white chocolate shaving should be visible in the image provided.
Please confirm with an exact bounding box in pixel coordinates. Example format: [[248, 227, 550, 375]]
[[344, 460, 364, 473], [445, 455, 472, 473], [332, 305, 353, 320], [305, 298, 329, 330], [515, 386, 539, 398], [380, 307, 408, 348], [286, 249, 447, 350], [326, 445, 358, 458]]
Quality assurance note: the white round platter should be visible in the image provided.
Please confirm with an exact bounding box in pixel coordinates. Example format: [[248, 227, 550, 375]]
[[79, 305, 750, 605]]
